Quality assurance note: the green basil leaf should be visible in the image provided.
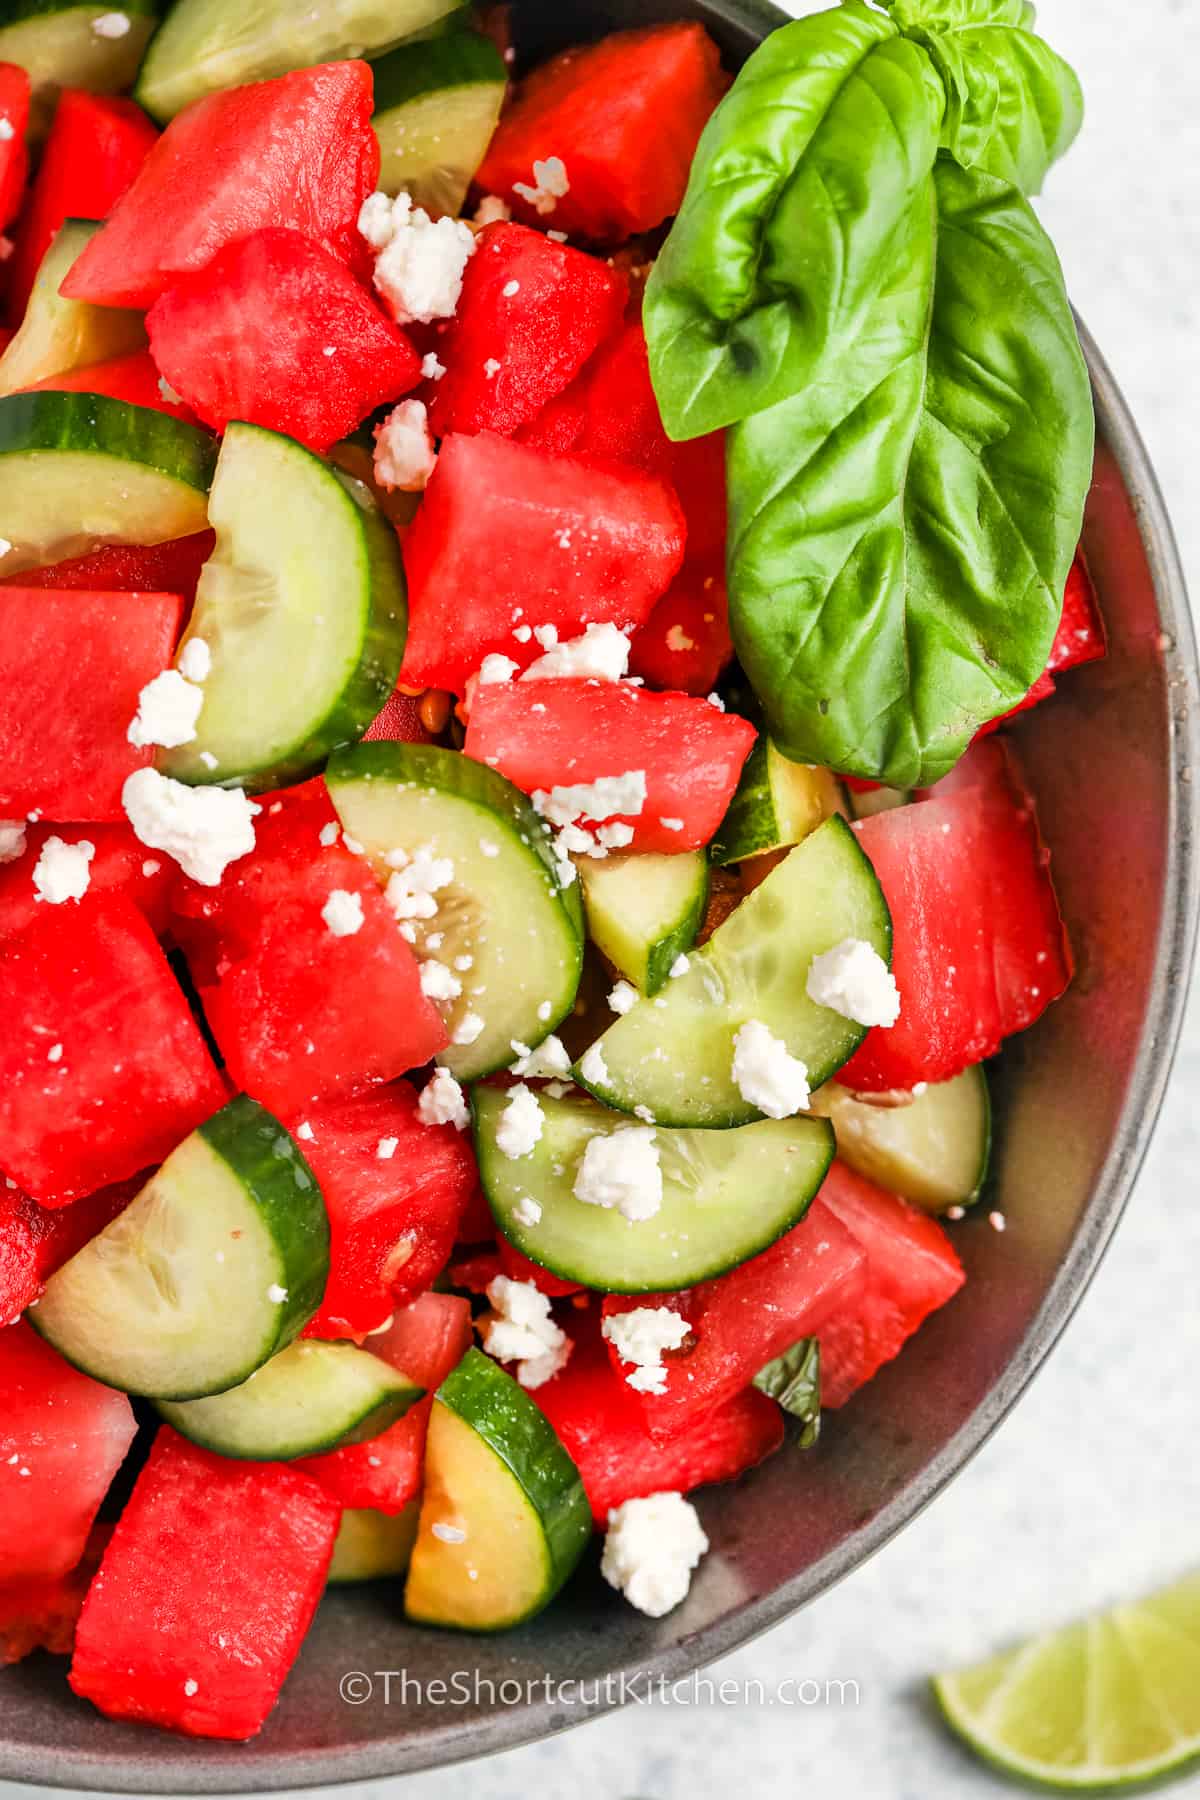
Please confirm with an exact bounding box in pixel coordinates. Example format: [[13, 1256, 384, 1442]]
[[643, 3, 944, 442], [886, 0, 1031, 26], [727, 159, 1093, 790], [753, 1336, 821, 1446]]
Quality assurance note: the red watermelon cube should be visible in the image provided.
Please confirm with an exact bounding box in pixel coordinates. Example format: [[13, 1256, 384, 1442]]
[[518, 319, 672, 475], [25, 347, 200, 423], [0, 63, 30, 238], [0, 1179, 137, 1324], [0, 822, 176, 939], [2, 532, 215, 601]]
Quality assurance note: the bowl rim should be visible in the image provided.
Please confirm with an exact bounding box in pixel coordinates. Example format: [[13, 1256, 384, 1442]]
[[5, 8, 1199, 1792]]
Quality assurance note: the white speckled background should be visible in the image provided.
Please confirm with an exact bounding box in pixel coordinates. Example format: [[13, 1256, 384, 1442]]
[[5, 3, 1198, 1796]]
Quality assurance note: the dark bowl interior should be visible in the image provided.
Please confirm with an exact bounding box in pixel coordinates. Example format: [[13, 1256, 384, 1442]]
[[2, 0, 1197, 1789]]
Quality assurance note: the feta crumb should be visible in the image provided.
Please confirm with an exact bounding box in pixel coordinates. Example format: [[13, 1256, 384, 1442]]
[[480, 1275, 571, 1388], [385, 845, 454, 919], [376, 1137, 399, 1161], [321, 889, 364, 937], [473, 194, 512, 227], [512, 623, 533, 643], [318, 822, 340, 848], [707, 692, 725, 710], [453, 1011, 485, 1046], [532, 623, 558, 651], [183, 1678, 199, 1698], [47, 1043, 63, 1064], [945, 1204, 965, 1221], [597, 821, 634, 850], [521, 622, 631, 684], [122, 768, 259, 886], [731, 1020, 810, 1119], [0, 120, 12, 143], [141, 859, 161, 877], [512, 1195, 542, 1228], [484, 356, 502, 379], [578, 1041, 609, 1087], [669, 954, 690, 979], [358, 190, 476, 325], [478, 653, 518, 685], [533, 769, 647, 829], [660, 817, 685, 832], [509, 1034, 571, 1079], [418, 1069, 469, 1131], [601, 1492, 708, 1617], [127, 669, 205, 749], [177, 637, 211, 683], [0, 821, 26, 864], [602, 1306, 689, 1395], [92, 11, 131, 37], [495, 1083, 543, 1159], [421, 351, 446, 382], [32, 836, 95, 905], [513, 156, 570, 216], [501, 279, 521, 298], [420, 958, 462, 1002], [806, 938, 901, 1029], [431, 1521, 467, 1544], [374, 398, 437, 492], [989, 1210, 1007, 1233], [608, 981, 638, 1015], [574, 1127, 662, 1222], [267, 1284, 288, 1304], [296, 1122, 315, 1142]]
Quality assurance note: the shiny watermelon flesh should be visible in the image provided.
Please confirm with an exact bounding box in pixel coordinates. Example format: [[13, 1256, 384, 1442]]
[[0, 822, 175, 939], [0, 1179, 137, 1322], [2, 532, 215, 599], [0, 62, 30, 237], [26, 347, 200, 422]]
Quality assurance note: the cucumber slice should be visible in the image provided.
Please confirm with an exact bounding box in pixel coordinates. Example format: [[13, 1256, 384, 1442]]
[[710, 737, 843, 866], [812, 1069, 991, 1214], [136, 0, 465, 122], [372, 32, 506, 216], [404, 1347, 590, 1632], [33, 1096, 329, 1401], [474, 1087, 835, 1292], [576, 815, 892, 1128], [0, 391, 216, 577], [0, 2, 158, 142], [161, 425, 406, 793], [326, 741, 584, 1083], [579, 850, 708, 997], [846, 785, 911, 820], [0, 220, 146, 397], [328, 1504, 419, 1584], [155, 1338, 424, 1460]]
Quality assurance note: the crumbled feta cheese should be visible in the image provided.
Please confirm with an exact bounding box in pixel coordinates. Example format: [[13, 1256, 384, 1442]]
[[601, 1492, 709, 1617], [376, 1137, 399, 1161], [453, 1011, 485, 1046], [421, 351, 446, 382], [0, 821, 26, 864], [478, 653, 518, 685], [384, 845, 454, 919], [122, 768, 259, 887], [513, 156, 570, 216], [318, 822, 340, 848], [420, 958, 462, 1002], [501, 279, 521, 298], [578, 1041, 609, 1087], [509, 1035, 571, 1079], [512, 1196, 542, 1228], [127, 669, 205, 749], [608, 981, 638, 1015], [479, 1274, 570, 1389], [32, 836, 94, 905], [373, 398, 437, 492], [989, 1209, 1007, 1233], [267, 1284, 288, 1304], [533, 770, 647, 829], [92, 11, 131, 37], [707, 692, 725, 710], [418, 1069, 469, 1131], [805, 938, 901, 1028], [358, 190, 476, 325], [0, 120, 13, 143], [473, 194, 512, 227], [47, 1043, 63, 1064], [597, 821, 635, 850], [513, 623, 532, 643], [177, 637, 211, 683], [731, 1020, 810, 1119], [321, 889, 364, 937], [574, 1127, 662, 1222], [532, 623, 558, 651], [660, 817, 685, 832], [483, 356, 502, 379], [521, 622, 631, 684], [183, 1678, 199, 1698], [602, 1306, 689, 1395], [669, 954, 690, 979], [495, 1083, 543, 1158], [296, 1121, 315, 1142], [158, 376, 183, 405]]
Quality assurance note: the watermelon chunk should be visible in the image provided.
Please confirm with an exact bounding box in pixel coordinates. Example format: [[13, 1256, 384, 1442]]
[[475, 22, 726, 241], [0, 1179, 136, 1323], [426, 222, 627, 439], [0, 1526, 109, 1666], [25, 347, 200, 423], [2, 532, 215, 600], [0, 1321, 136, 1582], [400, 431, 687, 693], [813, 1162, 965, 1407], [172, 777, 446, 1118], [517, 319, 671, 475], [465, 678, 756, 852], [0, 896, 226, 1206], [61, 63, 378, 312], [629, 556, 733, 695], [147, 228, 421, 452], [533, 1313, 783, 1525], [449, 1243, 584, 1300], [0, 63, 30, 237], [70, 1428, 339, 1741], [293, 1082, 480, 1340], [299, 1291, 473, 1512], [7, 90, 158, 323], [603, 1201, 867, 1441], [0, 586, 183, 821], [0, 822, 175, 939], [1050, 553, 1105, 674]]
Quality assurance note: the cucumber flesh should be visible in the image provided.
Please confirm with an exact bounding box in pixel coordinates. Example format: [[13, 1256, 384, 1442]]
[[155, 1338, 424, 1460], [372, 32, 506, 216], [136, 0, 465, 121], [0, 3, 158, 142], [711, 736, 843, 866], [404, 1347, 590, 1631], [326, 741, 583, 1083], [33, 1097, 329, 1400], [161, 425, 406, 793], [474, 1087, 835, 1292], [812, 1068, 991, 1213], [0, 220, 146, 397], [0, 391, 216, 577], [579, 850, 708, 996], [328, 1504, 419, 1583], [846, 785, 911, 820], [576, 815, 893, 1128]]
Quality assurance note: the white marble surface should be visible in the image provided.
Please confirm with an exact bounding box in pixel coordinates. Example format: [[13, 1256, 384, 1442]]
[[5, 3, 1199, 1797]]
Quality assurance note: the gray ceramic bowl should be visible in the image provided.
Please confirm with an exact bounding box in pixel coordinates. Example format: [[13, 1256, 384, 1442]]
[[3, 0, 1198, 1790]]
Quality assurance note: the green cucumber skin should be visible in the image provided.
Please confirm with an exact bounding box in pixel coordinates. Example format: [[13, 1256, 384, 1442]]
[[328, 1505, 419, 1583], [372, 28, 505, 110], [644, 881, 707, 995], [710, 734, 775, 865], [437, 1348, 591, 1608], [198, 1095, 330, 1354], [0, 390, 217, 490], [579, 852, 709, 997]]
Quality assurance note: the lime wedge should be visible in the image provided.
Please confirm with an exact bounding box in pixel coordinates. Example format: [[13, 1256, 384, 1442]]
[[932, 1571, 1200, 1790]]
